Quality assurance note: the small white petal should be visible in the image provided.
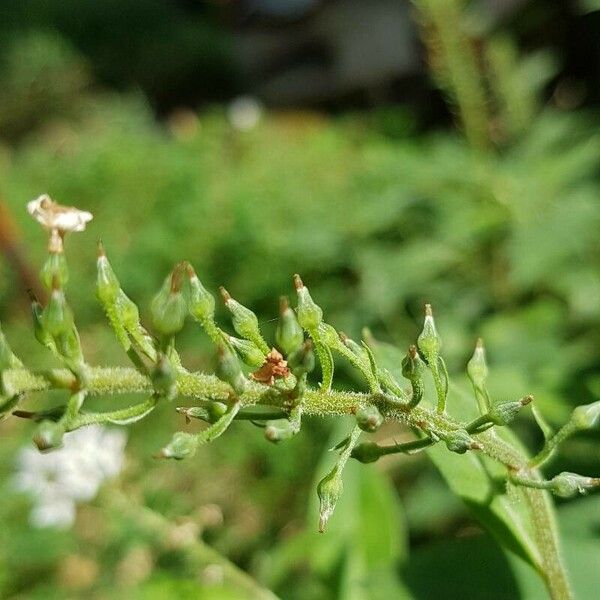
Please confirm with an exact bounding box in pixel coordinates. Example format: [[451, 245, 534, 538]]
[[30, 498, 76, 529], [26, 194, 93, 233]]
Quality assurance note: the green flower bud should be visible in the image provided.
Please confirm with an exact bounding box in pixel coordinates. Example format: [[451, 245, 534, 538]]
[[219, 287, 268, 353], [151, 354, 177, 399], [293, 274, 322, 331], [54, 325, 84, 368], [151, 265, 188, 338], [276, 296, 304, 356], [355, 405, 383, 433], [216, 344, 247, 395], [417, 304, 441, 361], [264, 418, 299, 443], [467, 338, 488, 390], [158, 431, 197, 460], [42, 280, 74, 337], [228, 335, 265, 368], [40, 252, 68, 290], [489, 395, 533, 426], [317, 466, 342, 533], [187, 265, 215, 323], [571, 401, 600, 430], [33, 420, 64, 452], [550, 472, 600, 499], [445, 429, 482, 454], [96, 242, 120, 304], [288, 340, 316, 376], [177, 402, 228, 424]]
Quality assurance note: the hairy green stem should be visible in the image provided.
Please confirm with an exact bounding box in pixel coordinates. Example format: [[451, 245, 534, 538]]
[[5, 365, 571, 598]]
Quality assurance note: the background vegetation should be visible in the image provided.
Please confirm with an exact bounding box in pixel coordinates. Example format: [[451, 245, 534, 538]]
[[0, 1, 598, 598]]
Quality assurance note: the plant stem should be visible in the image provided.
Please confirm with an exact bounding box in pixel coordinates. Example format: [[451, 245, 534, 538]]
[[5, 365, 572, 598]]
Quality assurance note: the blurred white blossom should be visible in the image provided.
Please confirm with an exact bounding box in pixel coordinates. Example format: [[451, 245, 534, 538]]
[[12, 425, 126, 528], [227, 96, 263, 131]]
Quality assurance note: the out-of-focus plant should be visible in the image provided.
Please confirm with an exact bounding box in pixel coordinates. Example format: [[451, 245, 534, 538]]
[[1, 195, 598, 600]]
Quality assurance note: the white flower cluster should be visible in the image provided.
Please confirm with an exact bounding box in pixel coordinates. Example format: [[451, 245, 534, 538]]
[[12, 425, 127, 528]]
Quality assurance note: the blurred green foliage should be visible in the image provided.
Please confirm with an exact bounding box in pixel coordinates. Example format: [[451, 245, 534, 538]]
[[0, 13, 599, 600]]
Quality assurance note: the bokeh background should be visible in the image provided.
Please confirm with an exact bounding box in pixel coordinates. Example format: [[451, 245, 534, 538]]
[[0, 1, 599, 598]]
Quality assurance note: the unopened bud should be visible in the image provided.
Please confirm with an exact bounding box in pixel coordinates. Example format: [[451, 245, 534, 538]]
[[157, 432, 197, 460], [220, 287, 267, 352], [40, 252, 68, 290], [151, 265, 187, 338], [293, 275, 322, 331], [288, 340, 316, 376], [33, 420, 64, 452], [216, 344, 247, 395], [355, 405, 383, 433], [187, 265, 215, 322], [417, 304, 441, 360], [276, 296, 304, 356], [445, 429, 481, 454], [317, 467, 342, 533], [351, 442, 382, 463], [571, 401, 600, 430], [467, 338, 488, 390], [550, 472, 600, 498], [151, 354, 177, 399], [489, 395, 533, 426], [264, 418, 298, 443], [228, 336, 265, 368]]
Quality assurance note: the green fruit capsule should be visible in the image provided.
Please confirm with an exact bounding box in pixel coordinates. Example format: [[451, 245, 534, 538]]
[[467, 338, 488, 390], [317, 466, 343, 533], [40, 252, 69, 290], [33, 420, 65, 452], [219, 287, 267, 352], [571, 401, 600, 430], [276, 296, 304, 356], [288, 340, 316, 376], [151, 354, 177, 399], [42, 282, 75, 337], [216, 343, 247, 395], [188, 271, 215, 323], [158, 432, 197, 460], [355, 405, 383, 433], [96, 242, 121, 304], [264, 418, 298, 443], [228, 335, 265, 368], [293, 274, 322, 331], [550, 472, 600, 498], [445, 430, 481, 454], [417, 304, 441, 361], [151, 266, 187, 338], [351, 442, 382, 464], [490, 395, 532, 425]]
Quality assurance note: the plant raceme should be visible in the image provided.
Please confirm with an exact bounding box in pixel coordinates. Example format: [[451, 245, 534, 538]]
[[1, 196, 599, 600]]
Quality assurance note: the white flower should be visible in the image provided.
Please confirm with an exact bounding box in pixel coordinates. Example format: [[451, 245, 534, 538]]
[[12, 425, 127, 529], [227, 96, 263, 131], [27, 194, 93, 233]]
